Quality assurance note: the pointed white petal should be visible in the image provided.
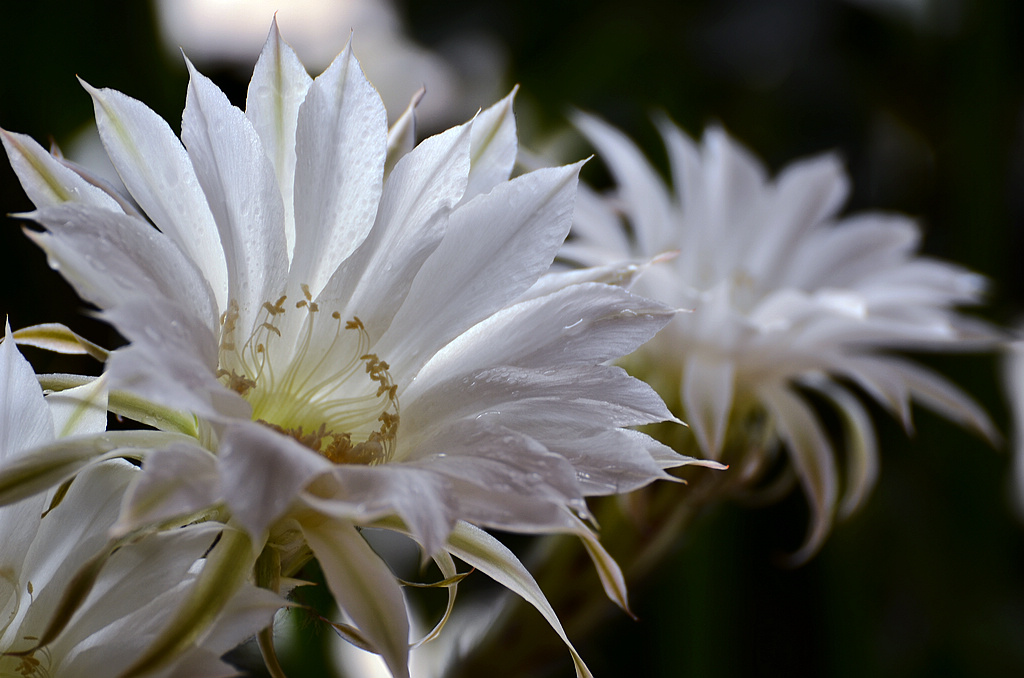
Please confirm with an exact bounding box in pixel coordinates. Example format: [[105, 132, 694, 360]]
[[12, 323, 109, 361], [574, 111, 675, 253], [444, 522, 593, 678], [317, 121, 471, 341], [760, 384, 838, 563], [402, 364, 674, 452], [1, 129, 123, 211], [300, 517, 411, 678], [804, 379, 880, 518], [246, 18, 313, 258], [181, 58, 289, 338], [463, 87, 518, 202], [29, 203, 220, 332], [290, 42, 387, 298], [115, 442, 221, 534], [681, 355, 735, 458], [379, 162, 582, 376], [0, 322, 54, 459], [897, 359, 1000, 444], [409, 284, 673, 396], [83, 80, 229, 313]]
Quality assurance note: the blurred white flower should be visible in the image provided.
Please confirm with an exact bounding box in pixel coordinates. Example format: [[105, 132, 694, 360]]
[[0, 324, 280, 677], [564, 115, 997, 559], [2, 21, 710, 677]]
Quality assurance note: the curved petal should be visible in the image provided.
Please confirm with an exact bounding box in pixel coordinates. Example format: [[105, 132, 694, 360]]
[[760, 384, 838, 564], [316, 121, 471, 342], [300, 517, 411, 678], [444, 522, 593, 678], [379, 162, 583, 376], [84, 80, 229, 313], [28, 202, 220, 333], [407, 283, 674, 397], [681, 354, 735, 458]]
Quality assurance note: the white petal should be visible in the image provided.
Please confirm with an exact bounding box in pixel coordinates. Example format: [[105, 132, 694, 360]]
[[181, 58, 289, 338], [401, 420, 585, 536], [463, 87, 519, 202], [290, 42, 386, 297], [681, 355, 735, 458], [896, 359, 1000, 444], [760, 384, 838, 563], [29, 203, 220, 333], [47, 373, 109, 438], [0, 322, 54, 459], [300, 517, 411, 678], [19, 461, 137, 633], [747, 153, 848, 285], [408, 284, 673, 397], [379, 162, 582, 376], [316, 121, 472, 341], [574, 112, 676, 254], [444, 522, 593, 678], [803, 379, 880, 518], [84, 80, 229, 313], [1, 129, 123, 211], [402, 364, 674, 453], [246, 18, 313, 259], [116, 442, 221, 534], [302, 465, 456, 557], [105, 298, 247, 421], [218, 422, 332, 537]]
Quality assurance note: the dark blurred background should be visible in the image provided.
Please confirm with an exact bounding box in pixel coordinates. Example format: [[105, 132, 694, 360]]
[[2, 1, 1024, 676]]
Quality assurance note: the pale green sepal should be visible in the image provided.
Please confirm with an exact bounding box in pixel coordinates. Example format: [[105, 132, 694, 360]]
[[0, 128, 122, 210], [258, 626, 288, 678], [36, 375, 200, 437], [444, 521, 594, 678], [12, 323, 109, 361], [47, 373, 108, 438], [120, 526, 257, 678], [0, 430, 188, 506], [410, 550, 461, 648], [300, 516, 411, 678], [566, 513, 633, 617], [254, 545, 287, 678], [108, 389, 200, 437], [8, 541, 115, 656]]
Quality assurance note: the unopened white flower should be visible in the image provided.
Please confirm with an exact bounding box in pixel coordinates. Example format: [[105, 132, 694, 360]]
[[2, 21, 703, 677], [563, 115, 997, 559], [0, 324, 280, 677]]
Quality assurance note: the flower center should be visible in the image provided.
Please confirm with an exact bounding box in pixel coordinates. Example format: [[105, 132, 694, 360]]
[[216, 285, 399, 465]]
